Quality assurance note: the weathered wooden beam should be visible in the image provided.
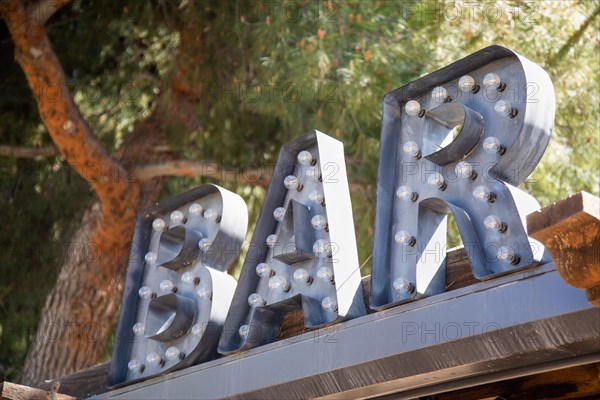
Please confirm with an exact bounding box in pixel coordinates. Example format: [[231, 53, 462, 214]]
[[1, 381, 75, 400], [528, 191, 600, 306]]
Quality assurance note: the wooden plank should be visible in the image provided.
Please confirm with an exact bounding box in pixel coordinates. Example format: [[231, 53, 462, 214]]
[[436, 362, 600, 400], [1, 381, 75, 400], [36, 364, 109, 399], [528, 191, 600, 306]]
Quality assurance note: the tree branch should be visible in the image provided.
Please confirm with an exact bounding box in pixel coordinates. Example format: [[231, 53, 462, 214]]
[[135, 160, 272, 187], [550, 5, 600, 67], [0, 0, 139, 226], [0, 144, 58, 158], [28, 0, 71, 26]]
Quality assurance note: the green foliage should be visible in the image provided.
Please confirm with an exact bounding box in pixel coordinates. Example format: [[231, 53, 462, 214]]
[[1, 0, 598, 381]]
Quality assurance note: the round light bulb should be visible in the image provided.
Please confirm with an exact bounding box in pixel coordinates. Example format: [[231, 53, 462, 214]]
[[181, 272, 195, 284], [393, 277, 414, 294], [165, 346, 181, 361], [196, 287, 212, 299], [152, 218, 166, 232], [297, 150, 313, 165], [293, 268, 311, 284], [248, 293, 266, 307], [405, 100, 421, 116], [159, 279, 175, 293], [311, 215, 327, 230], [191, 323, 204, 335], [455, 161, 474, 179], [396, 186, 417, 202], [473, 186, 492, 203], [316, 266, 334, 282], [308, 190, 324, 204], [394, 230, 415, 246], [132, 322, 145, 336], [313, 239, 331, 257], [198, 238, 212, 252], [284, 175, 299, 190], [255, 263, 271, 278], [483, 72, 502, 88], [144, 252, 157, 265], [458, 75, 476, 92], [483, 136, 504, 154], [266, 234, 277, 248], [402, 140, 420, 158], [321, 296, 338, 312], [239, 324, 250, 339], [484, 215, 506, 232], [138, 286, 153, 299], [170, 210, 185, 224], [203, 208, 217, 220], [188, 203, 203, 216], [268, 275, 290, 292], [427, 172, 446, 189], [497, 246, 518, 264], [146, 352, 162, 367], [273, 207, 286, 222], [494, 99, 514, 117], [432, 86, 448, 102], [127, 359, 142, 372]]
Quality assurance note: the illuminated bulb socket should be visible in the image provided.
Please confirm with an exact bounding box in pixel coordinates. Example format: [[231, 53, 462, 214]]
[[266, 234, 277, 248], [395, 230, 416, 247], [483, 72, 506, 91], [196, 287, 212, 299], [454, 161, 477, 180], [255, 262, 273, 278], [393, 277, 415, 294], [297, 150, 314, 166], [405, 100, 425, 117], [170, 210, 185, 224], [144, 252, 158, 266], [458, 75, 479, 93], [284, 175, 303, 191], [396, 186, 418, 202], [159, 279, 176, 293], [311, 215, 328, 231], [198, 238, 212, 252], [203, 208, 217, 221], [316, 266, 334, 283], [181, 272, 197, 285], [146, 352, 164, 367], [402, 141, 421, 159], [273, 207, 286, 222], [497, 246, 520, 265], [268, 275, 290, 292], [165, 346, 184, 361], [138, 286, 154, 299], [494, 99, 518, 118], [484, 215, 507, 233], [248, 293, 266, 307], [293, 268, 312, 285], [191, 323, 204, 335], [473, 186, 496, 203], [309, 190, 325, 206], [432, 86, 450, 103], [427, 172, 447, 191], [132, 322, 145, 336], [239, 324, 250, 340], [127, 359, 144, 373], [321, 296, 338, 312], [188, 203, 203, 216], [482, 137, 506, 155], [313, 239, 332, 257], [152, 218, 167, 232]]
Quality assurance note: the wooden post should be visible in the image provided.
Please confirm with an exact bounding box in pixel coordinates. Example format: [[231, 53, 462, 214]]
[[528, 191, 600, 307]]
